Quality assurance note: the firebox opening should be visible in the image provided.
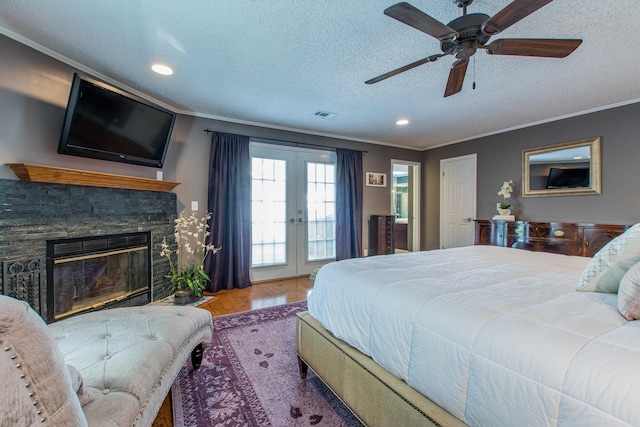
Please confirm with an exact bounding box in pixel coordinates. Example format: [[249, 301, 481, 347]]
[[46, 231, 151, 323]]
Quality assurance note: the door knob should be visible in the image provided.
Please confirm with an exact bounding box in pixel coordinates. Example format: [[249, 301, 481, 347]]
[[463, 217, 473, 222], [298, 218, 306, 223]]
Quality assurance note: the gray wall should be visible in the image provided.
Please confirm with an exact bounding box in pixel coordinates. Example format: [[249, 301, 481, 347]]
[[422, 103, 640, 250], [0, 35, 160, 182], [0, 34, 422, 253]]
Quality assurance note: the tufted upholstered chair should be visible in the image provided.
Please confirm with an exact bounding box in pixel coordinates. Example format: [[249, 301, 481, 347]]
[[0, 294, 212, 426]]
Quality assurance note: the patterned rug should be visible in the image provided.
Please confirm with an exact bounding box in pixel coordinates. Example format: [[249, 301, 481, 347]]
[[171, 301, 363, 426]]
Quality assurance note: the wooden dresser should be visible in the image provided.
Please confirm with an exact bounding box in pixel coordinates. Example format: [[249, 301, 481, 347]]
[[474, 220, 630, 257], [369, 215, 395, 256], [394, 222, 408, 250]]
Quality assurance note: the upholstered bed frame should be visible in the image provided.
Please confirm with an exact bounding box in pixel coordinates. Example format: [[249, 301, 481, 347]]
[[296, 311, 466, 427], [296, 223, 633, 426]]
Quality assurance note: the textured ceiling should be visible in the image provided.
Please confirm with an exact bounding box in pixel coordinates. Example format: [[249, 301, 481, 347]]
[[1, 1, 639, 150]]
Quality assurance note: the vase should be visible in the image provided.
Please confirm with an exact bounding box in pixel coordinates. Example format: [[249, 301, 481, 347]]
[[498, 208, 511, 216], [174, 289, 197, 305]]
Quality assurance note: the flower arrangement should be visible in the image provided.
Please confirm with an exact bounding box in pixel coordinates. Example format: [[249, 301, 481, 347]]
[[497, 180, 514, 210], [160, 211, 221, 297]]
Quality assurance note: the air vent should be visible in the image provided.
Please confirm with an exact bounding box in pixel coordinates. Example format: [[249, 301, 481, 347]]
[[313, 110, 336, 119]]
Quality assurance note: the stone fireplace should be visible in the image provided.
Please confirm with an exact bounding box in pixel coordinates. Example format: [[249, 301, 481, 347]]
[[0, 178, 176, 322]]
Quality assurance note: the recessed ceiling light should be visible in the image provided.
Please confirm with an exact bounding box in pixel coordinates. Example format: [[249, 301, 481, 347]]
[[396, 119, 409, 126], [151, 64, 173, 75]]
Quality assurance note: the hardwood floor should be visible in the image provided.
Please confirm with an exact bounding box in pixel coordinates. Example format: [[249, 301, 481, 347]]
[[151, 276, 314, 427]]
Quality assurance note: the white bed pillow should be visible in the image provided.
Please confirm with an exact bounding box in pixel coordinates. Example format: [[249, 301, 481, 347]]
[[618, 262, 640, 320], [577, 223, 640, 293]]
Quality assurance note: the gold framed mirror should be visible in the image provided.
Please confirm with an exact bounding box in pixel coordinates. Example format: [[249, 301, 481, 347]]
[[522, 137, 601, 197]]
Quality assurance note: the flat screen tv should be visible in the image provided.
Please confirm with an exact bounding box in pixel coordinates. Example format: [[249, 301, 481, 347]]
[[546, 167, 589, 189], [58, 73, 175, 168]]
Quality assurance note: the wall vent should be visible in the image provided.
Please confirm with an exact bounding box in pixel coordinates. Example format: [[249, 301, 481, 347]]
[[313, 110, 336, 119]]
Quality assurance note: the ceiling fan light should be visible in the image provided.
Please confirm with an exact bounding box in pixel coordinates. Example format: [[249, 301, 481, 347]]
[[481, 22, 501, 35]]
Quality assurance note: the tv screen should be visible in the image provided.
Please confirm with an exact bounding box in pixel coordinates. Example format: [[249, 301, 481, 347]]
[[58, 73, 175, 168], [546, 167, 589, 189]]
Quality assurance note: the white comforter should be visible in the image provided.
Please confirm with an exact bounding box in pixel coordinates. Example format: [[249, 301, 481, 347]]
[[307, 246, 640, 426]]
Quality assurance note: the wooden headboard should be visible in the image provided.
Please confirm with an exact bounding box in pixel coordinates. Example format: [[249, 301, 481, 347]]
[[474, 220, 630, 257]]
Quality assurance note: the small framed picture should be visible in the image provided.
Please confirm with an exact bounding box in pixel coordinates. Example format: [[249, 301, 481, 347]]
[[366, 172, 387, 187]]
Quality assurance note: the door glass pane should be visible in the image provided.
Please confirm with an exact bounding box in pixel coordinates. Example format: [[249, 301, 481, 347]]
[[306, 162, 336, 261], [251, 157, 287, 267]]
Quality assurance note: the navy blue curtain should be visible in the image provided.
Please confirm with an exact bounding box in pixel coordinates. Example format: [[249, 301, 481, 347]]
[[335, 148, 363, 260], [204, 132, 252, 292]]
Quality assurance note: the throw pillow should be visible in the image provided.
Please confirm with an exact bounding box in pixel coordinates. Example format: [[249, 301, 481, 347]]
[[577, 223, 640, 293], [0, 295, 88, 426], [618, 262, 640, 320]]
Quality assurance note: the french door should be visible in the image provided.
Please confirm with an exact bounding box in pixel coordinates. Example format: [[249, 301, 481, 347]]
[[250, 143, 336, 281]]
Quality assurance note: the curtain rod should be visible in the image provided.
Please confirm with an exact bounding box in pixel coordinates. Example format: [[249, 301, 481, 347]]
[[203, 128, 367, 153]]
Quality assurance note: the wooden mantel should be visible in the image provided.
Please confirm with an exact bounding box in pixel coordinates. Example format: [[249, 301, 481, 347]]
[[6, 163, 180, 192]]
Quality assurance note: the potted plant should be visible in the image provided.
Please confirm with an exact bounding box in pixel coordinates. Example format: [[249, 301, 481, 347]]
[[497, 180, 514, 216], [160, 211, 221, 304]]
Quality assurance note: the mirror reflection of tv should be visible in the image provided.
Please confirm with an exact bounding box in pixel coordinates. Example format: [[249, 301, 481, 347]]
[[546, 167, 589, 189], [58, 73, 175, 168]]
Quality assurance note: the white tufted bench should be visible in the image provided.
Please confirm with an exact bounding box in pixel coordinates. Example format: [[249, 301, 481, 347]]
[[1, 295, 212, 426]]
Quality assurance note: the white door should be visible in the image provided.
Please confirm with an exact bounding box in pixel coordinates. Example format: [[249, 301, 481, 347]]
[[440, 154, 477, 249], [250, 143, 336, 281]]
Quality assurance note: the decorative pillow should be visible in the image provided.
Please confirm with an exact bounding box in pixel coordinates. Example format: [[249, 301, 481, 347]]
[[577, 223, 640, 293], [0, 295, 88, 426], [67, 364, 95, 406], [618, 262, 640, 320]]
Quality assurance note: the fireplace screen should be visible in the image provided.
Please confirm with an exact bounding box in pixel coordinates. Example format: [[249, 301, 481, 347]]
[[47, 232, 151, 322]]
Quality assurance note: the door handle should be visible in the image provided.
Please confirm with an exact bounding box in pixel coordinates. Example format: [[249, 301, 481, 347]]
[[463, 217, 473, 222], [298, 218, 306, 223]]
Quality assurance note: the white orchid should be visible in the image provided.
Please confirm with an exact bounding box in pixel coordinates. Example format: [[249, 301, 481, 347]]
[[159, 210, 221, 296], [497, 180, 514, 209], [205, 243, 220, 253]]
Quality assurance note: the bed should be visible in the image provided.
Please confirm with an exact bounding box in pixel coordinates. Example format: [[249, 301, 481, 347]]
[[296, 238, 640, 426]]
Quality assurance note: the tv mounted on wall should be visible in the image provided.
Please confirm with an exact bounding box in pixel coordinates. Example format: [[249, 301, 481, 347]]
[[58, 73, 175, 168]]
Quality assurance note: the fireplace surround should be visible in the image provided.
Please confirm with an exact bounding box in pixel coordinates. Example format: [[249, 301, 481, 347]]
[[0, 178, 176, 322]]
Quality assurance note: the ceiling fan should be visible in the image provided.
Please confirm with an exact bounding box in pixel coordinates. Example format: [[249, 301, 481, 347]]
[[365, 0, 582, 97]]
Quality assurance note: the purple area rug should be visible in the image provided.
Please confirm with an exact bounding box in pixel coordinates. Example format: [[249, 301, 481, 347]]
[[171, 301, 363, 426]]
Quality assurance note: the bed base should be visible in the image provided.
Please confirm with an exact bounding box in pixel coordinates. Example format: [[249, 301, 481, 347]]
[[296, 311, 467, 427]]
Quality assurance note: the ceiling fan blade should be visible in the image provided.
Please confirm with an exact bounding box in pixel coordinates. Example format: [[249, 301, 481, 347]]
[[444, 59, 468, 97], [485, 39, 582, 57], [365, 54, 443, 85], [384, 2, 458, 42], [482, 0, 554, 35]]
